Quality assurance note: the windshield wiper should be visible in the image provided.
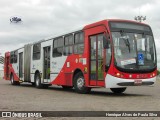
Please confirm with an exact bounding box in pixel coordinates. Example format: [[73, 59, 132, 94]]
[[124, 38, 130, 52]]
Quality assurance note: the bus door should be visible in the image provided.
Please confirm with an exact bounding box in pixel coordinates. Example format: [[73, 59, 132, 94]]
[[43, 46, 51, 83], [19, 52, 23, 80], [89, 34, 105, 85]]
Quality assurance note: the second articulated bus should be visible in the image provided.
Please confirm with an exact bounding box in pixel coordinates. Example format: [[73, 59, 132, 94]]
[[4, 19, 157, 94]]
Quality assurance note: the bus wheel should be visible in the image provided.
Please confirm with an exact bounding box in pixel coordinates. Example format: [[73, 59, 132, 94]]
[[110, 88, 126, 94], [62, 86, 73, 89], [10, 74, 20, 85], [73, 72, 91, 94], [35, 73, 43, 88]]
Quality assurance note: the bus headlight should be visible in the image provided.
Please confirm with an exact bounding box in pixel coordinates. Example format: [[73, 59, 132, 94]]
[[115, 72, 124, 78], [152, 73, 155, 77], [129, 74, 132, 78]]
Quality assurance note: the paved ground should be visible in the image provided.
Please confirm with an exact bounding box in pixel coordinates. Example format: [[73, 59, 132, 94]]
[[0, 78, 160, 120]]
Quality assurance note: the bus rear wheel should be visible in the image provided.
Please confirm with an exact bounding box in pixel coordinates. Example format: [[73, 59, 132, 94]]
[[73, 72, 91, 94], [35, 73, 43, 88], [35, 73, 50, 89], [110, 88, 126, 94], [10, 74, 20, 85]]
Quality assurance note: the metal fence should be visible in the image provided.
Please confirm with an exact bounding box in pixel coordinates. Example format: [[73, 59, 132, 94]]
[[0, 56, 4, 64]]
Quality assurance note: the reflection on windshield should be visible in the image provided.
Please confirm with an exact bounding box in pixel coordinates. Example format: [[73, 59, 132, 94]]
[[112, 32, 156, 71]]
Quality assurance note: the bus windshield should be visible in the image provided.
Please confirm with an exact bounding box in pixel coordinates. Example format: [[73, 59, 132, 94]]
[[111, 32, 156, 72]]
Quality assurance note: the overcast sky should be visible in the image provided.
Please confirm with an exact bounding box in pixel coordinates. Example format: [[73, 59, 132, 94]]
[[0, 0, 160, 67]]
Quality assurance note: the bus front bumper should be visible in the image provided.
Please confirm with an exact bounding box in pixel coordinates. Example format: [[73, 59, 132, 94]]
[[105, 74, 156, 88]]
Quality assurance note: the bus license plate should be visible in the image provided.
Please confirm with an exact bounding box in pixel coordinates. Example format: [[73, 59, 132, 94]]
[[134, 80, 142, 86]]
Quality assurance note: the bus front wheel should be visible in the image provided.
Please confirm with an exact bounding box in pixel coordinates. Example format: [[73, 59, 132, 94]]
[[110, 88, 126, 94], [73, 72, 91, 94]]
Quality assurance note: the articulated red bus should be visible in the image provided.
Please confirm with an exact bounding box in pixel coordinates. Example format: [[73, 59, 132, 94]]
[[3, 19, 157, 94]]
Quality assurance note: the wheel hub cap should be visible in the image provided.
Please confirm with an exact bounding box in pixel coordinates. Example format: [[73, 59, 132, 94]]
[[77, 78, 84, 89]]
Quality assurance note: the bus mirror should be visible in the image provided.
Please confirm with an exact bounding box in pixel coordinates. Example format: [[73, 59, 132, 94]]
[[103, 35, 109, 49]]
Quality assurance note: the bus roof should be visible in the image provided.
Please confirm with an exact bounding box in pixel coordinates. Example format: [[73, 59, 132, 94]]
[[84, 19, 149, 30]]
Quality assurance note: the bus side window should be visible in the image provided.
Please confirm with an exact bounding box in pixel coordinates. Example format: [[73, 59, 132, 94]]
[[64, 34, 73, 56], [10, 51, 18, 64], [10, 52, 14, 63], [33, 43, 41, 60], [14, 51, 18, 63], [74, 32, 84, 54], [53, 37, 64, 57]]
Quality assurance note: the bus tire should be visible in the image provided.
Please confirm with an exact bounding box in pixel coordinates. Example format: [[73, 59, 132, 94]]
[[10, 74, 20, 85], [73, 72, 91, 94], [110, 88, 126, 94], [35, 73, 43, 88]]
